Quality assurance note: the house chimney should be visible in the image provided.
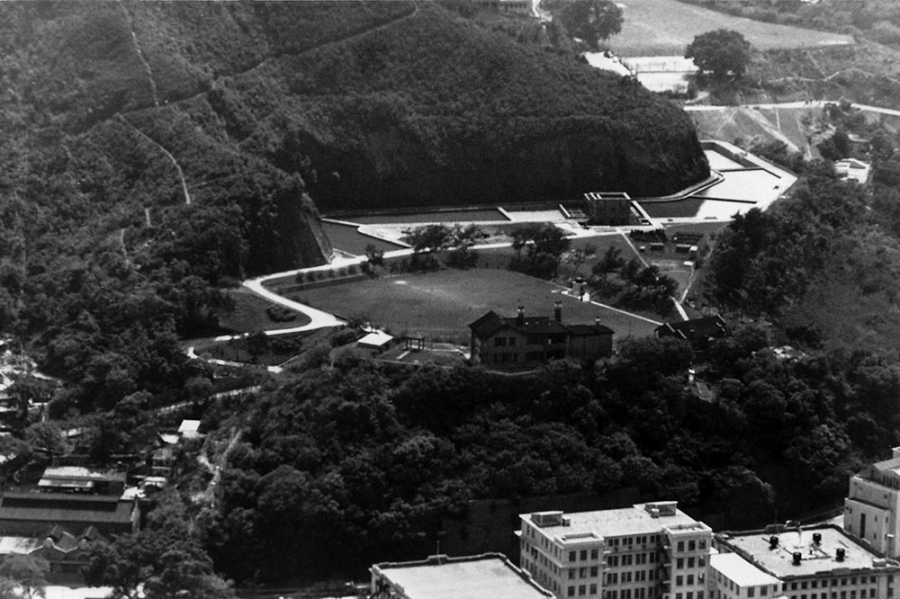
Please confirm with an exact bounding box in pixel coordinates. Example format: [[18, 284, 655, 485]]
[[554, 301, 562, 322], [517, 306, 525, 325]]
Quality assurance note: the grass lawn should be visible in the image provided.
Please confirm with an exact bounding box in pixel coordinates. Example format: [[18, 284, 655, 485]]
[[290, 269, 659, 343], [608, 0, 853, 56], [217, 288, 312, 333]]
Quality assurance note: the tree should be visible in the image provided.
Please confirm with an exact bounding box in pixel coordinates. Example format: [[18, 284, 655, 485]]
[[591, 246, 625, 283], [363, 244, 384, 272], [685, 29, 751, 80], [508, 224, 571, 278], [86, 490, 234, 599], [558, 0, 624, 50], [565, 243, 597, 278], [403, 224, 453, 255], [0, 556, 49, 599], [24, 422, 68, 459], [447, 224, 486, 268]]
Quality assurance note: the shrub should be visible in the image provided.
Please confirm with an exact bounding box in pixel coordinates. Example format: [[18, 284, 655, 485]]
[[266, 305, 298, 323]]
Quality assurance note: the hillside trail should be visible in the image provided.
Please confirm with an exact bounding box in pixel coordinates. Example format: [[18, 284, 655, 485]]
[[194, 427, 242, 507], [117, 0, 160, 108], [83, 0, 422, 141], [116, 114, 192, 205]]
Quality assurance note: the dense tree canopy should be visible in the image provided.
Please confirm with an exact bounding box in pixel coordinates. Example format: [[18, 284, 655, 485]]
[[685, 29, 752, 79], [557, 0, 624, 50]]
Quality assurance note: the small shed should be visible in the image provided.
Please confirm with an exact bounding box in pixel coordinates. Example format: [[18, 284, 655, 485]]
[[178, 420, 201, 440], [357, 331, 394, 349]]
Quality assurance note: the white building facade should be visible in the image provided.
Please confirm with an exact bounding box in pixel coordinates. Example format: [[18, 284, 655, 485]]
[[844, 447, 900, 558], [518, 502, 713, 599]]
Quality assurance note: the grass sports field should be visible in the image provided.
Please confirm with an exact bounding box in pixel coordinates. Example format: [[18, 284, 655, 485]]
[[291, 269, 660, 343], [608, 0, 853, 56]]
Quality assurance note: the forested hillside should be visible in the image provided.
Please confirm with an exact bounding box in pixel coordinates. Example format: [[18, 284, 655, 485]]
[[0, 1, 710, 410]]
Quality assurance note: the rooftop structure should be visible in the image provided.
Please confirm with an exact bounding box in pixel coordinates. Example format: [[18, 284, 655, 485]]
[[528, 502, 700, 540], [0, 492, 138, 537], [655, 315, 727, 348], [710, 552, 780, 588], [370, 553, 553, 599], [178, 419, 201, 439], [714, 524, 900, 599], [38, 466, 126, 496]]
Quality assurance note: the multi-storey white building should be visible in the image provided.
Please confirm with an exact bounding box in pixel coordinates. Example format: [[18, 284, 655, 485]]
[[369, 553, 553, 599], [844, 447, 900, 558], [712, 524, 900, 599], [517, 501, 713, 599]]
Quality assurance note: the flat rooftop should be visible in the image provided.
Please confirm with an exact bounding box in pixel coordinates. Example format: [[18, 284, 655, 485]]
[[372, 554, 553, 599], [711, 552, 780, 587], [526, 503, 702, 539], [717, 525, 899, 579]]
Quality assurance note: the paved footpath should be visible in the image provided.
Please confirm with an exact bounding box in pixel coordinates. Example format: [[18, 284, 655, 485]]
[[684, 100, 900, 117]]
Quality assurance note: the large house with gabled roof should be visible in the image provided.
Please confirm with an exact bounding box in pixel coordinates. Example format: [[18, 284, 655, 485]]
[[468, 304, 613, 368]]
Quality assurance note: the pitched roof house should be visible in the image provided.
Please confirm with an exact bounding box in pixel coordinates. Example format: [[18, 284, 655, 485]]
[[469, 304, 613, 368], [655, 315, 727, 349]]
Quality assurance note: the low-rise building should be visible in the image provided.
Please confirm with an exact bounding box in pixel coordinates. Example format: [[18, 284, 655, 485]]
[[713, 524, 900, 599], [517, 502, 713, 599], [0, 492, 139, 537], [469, 305, 613, 368], [709, 552, 781, 599], [370, 553, 554, 599], [835, 159, 870, 185]]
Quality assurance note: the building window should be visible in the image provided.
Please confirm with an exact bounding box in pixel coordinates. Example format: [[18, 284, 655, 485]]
[[591, 549, 599, 560], [509, 337, 516, 346], [689, 540, 696, 551], [688, 557, 695, 568], [749, 588, 756, 598], [687, 575, 694, 585], [581, 550, 588, 561], [677, 559, 684, 569], [579, 585, 586, 596], [569, 571, 575, 580], [570, 552, 577, 562], [678, 541, 685, 552], [495, 337, 506, 347], [676, 576, 684, 586], [568, 586, 575, 597], [590, 566, 598, 577]]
